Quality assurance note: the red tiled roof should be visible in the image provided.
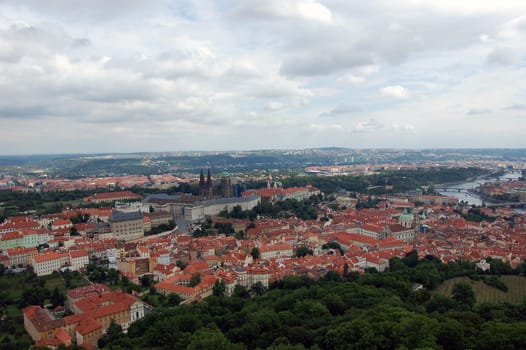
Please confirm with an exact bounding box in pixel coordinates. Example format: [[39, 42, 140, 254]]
[[76, 317, 101, 335], [34, 252, 68, 263], [69, 250, 88, 258]]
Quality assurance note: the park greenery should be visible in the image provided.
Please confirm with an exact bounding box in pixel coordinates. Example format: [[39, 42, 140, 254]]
[[219, 195, 323, 222], [456, 207, 497, 223], [1, 254, 526, 349], [96, 252, 526, 350], [249, 167, 489, 195], [0, 189, 105, 217], [145, 220, 176, 236], [0, 267, 89, 349]]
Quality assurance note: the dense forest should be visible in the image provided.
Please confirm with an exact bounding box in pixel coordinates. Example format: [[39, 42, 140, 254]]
[[0, 189, 106, 218], [98, 253, 526, 350]]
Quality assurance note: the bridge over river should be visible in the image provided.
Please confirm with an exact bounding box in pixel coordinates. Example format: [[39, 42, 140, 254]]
[[485, 201, 526, 208], [437, 171, 523, 207]]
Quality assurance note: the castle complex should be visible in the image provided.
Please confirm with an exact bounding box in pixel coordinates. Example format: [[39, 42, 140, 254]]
[[198, 168, 232, 199]]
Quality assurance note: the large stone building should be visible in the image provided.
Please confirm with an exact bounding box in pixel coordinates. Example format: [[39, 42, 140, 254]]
[[198, 169, 232, 199], [84, 191, 142, 204], [24, 287, 145, 348], [143, 194, 261, 223], [32, 250, 90, 276], [154, 274, 217, 301], [242, 184, 320, 204], [109, 211, 144, 241], [182, 195, 261, 222]]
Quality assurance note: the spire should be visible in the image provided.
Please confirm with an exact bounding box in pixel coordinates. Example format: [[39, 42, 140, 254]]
[[199, 168, 205, 186], [207, 168, 211, 185]]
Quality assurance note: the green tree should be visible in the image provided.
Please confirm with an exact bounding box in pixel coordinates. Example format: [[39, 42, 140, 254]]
[[189, 272, 202, 287], [20, 285, 50, 307], [251, 281, 266, 296], [107, 268, 119, 285], [97, 319, 123, 348], [323, 270, 342, 282], [167, 293, 183, 306], [476, 321, 526, 350], [69, 226, 79, 236], [213, 280, 226, 297], [395, 314, 438, 349], [452, 282, 476, 309], [233, 284, 250, 299], [324, 320, 379, 350], [51, 287, 64, 307], [187, 328, 243, 350], [295, 247, 313, 258], [250, 247, 260, 260], [436, 319, 466, 350]]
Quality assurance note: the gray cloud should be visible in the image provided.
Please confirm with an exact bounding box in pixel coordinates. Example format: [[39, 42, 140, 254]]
[[487, 47, 518, 65], [503, 104, 526, 111], [466, 108, 492, 116], [280, 50, 374, 77], [0, 105, 50, 119], [0, 0, 167, 22], [354, 118, 383, 132], [1, 1, 526, 153], [320, 104, 362, 118]]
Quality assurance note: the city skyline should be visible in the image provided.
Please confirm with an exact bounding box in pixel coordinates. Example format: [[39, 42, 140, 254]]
[[1, 0, 526, 154]]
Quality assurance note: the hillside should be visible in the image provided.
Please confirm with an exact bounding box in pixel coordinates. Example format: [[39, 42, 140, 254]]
[[434, 275, 526, 304]]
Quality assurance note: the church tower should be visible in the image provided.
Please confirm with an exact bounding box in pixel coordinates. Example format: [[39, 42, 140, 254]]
[[199, 168, 205, 188], [205, 168, 213, 198]]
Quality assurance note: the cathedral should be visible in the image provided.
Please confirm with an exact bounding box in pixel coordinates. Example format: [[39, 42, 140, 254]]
[[198, 168, 233, 199]]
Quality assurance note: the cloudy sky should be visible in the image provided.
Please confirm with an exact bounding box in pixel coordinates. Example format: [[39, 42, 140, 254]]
[[1, 0, 526, 154]]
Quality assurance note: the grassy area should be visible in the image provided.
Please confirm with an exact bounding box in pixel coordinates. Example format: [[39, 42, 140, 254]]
[[0, 270, 93, 348], [5, 305, 21, 318], [434, 275, 526, 304], [43, 271, 89, 293], [0, 271, 35, 301], [41, 199, 84, 209]]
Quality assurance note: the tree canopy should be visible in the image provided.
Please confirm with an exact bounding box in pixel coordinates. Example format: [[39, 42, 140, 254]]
[[99, 256, 526, 350]]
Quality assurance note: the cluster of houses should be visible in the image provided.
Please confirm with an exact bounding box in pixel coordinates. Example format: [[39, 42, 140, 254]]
[[23, 284, 145, 349], [479, 179, 526, 202], [2, 184, 526, 349]]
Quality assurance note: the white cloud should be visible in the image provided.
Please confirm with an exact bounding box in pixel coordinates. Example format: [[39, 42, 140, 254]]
[[231, 0, 332, 23], [265, 101, 286, 111], [354, 119, 383, 132], [380, 85, 410, 99], [319, 104, 362, 118], [0, 1, 526, 153], [391, 123, 416, 133], [297, 1, 332, 23]]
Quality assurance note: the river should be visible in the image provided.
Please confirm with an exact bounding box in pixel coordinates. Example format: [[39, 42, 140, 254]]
[[436, 171, 522, 206]]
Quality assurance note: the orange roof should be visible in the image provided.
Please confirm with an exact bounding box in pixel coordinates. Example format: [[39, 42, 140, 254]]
[[184, 261, 209, 274], [55, 327, 72, 344], [87, 191, 141, 201], [52, 219, 72, 226], [76, 317, 101, 335], [74, 290, 140, 316], [69, 250, 88, 258], [259, 242, 293, 253], [155, 275, 217, 296], [6, 246, 37, 256], [1, 231, 23, 241], [79, 342, 97, 350], [34, 252, 68, 263]]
